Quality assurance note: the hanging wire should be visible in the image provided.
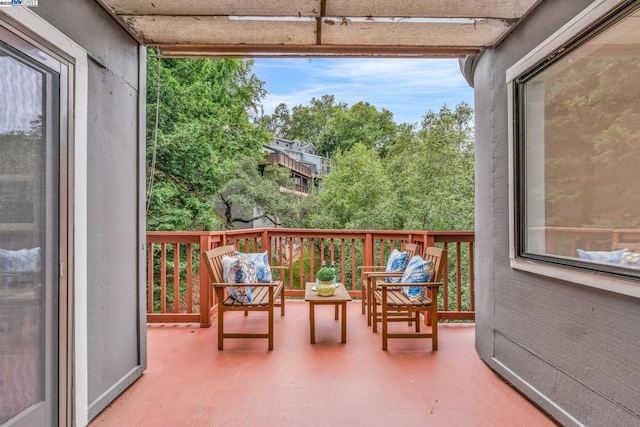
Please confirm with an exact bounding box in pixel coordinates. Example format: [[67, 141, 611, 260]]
[[146, 53, 162, 215]]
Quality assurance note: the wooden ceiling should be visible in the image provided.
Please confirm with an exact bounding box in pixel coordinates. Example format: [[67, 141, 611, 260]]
[[96, 0, 541, 58]]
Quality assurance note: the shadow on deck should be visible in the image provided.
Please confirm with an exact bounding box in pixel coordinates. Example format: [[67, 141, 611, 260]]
[[92, 300, 555, 426]]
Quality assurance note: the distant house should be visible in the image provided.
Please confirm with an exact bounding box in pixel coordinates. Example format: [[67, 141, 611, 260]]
[[231, 139, 330, 229], [268, 138, 330, 177], [262, 138, 330, 196]]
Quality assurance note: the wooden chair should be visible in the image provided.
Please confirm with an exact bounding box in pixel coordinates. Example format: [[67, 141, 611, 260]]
[[372, 247, 445, 351], [358, 243, 418, 327], [202, 245, 285, 350]]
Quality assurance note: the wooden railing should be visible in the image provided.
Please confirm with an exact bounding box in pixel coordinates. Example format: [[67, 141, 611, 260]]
[[146, 229, 475, 327], [538, 227, 640, 257], [265, 152, 312, 178]]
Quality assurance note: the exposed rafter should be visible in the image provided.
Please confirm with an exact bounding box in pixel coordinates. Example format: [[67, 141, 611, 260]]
[[95, 0, 539, 58]]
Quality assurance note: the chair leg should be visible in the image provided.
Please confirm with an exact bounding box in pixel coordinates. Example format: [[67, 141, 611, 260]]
[[280, 287, 285, 316], [372, 296, 378, 333], [361, 280, 366, 315], [217, 290, 224, 350], [382, 289, 388, 351], [268, 288, 274, 351], [366, 283, 373, 327], [218, 312, 224, 350], [415, 311, 421, 332], [432, 306, 438, 351]]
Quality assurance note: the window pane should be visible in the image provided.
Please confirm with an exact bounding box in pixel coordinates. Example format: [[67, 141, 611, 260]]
[[0, 44, 56, 424], [521, 8, 640, 270]]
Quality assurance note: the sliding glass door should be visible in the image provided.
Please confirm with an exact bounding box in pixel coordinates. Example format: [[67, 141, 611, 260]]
[[0, 27, 66, 427]]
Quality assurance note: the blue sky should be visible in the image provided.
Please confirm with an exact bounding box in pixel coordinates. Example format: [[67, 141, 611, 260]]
[[252, 58, 474, 126]]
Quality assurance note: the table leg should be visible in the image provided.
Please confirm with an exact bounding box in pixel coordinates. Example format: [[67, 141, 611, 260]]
[[341, 302, 347, 343], [334, 303, 339, 320], [310, 302, 316, 344]]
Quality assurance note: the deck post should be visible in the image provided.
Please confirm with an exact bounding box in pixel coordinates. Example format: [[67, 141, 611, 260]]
[[199, 233, 212, 328]]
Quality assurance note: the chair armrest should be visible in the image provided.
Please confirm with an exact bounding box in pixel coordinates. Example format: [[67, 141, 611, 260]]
[[211, 282, 279, 288], [359, 266, 386, 278], [365, 272, 403, 279], [357, 265, 386, 271], [378, 281, 442, 289]]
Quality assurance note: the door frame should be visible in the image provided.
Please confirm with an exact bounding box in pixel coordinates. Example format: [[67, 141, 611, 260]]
[[0, 8, 88, 427]]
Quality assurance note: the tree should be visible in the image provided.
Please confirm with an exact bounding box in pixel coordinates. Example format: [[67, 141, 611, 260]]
[[323, 101, 397, 156], [287, 96, 397, 157], [260, 102, 292, 138], [288, 95, 345, 154], [307, 143, 396, 229], [146, 50, 270, 230], [215, 154, 302, 229], [384, 103, 475, 230], [542, 57, 640, 228]]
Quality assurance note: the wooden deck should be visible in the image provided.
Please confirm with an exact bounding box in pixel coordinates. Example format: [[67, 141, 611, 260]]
[[91, 300, 556, 426]]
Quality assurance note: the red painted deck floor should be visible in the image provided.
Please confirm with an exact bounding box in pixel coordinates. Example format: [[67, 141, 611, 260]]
[[91, 300, 556, 427]]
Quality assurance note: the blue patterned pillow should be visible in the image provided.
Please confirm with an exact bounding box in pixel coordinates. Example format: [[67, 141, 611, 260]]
[[0, 247, 41, 272], [222, 254, 257, 303], [400, 255, 435, 301], [576, 248, 627, 264], [385, 249, 408, 283], [620, 251, 640, 268], [239, 251, 273, 282]]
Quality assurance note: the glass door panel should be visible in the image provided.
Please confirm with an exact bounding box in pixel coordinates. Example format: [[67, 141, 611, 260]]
[[0, 36, 60, 427]]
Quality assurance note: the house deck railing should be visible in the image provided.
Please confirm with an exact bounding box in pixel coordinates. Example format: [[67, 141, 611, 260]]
[[146, 229, 475, 327]]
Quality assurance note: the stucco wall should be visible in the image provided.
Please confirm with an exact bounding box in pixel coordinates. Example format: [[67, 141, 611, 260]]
[[34, 1, 145, 421], [473, 1, 640, 426]]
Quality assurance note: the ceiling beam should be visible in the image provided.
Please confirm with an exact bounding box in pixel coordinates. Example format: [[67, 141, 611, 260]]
[[153, 44, 481, 58]]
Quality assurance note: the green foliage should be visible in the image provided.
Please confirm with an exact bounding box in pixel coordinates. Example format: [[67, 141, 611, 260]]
[[287, 95, 344, 153], [264, 95, 398, 157], [145, 49, 475, 234], [216, 154, 302, 228], [316, 266, 335, 281], [542, 57, 640, 228], [146, 49, 270, 230], [384, 103, 475, 230], [260, 102, 292, 137], [307, 143, 396, 229], [295, 102, 475, 232]]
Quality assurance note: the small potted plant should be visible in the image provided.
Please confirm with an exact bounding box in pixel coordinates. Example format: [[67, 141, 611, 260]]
[[315, 266, 337, 296]]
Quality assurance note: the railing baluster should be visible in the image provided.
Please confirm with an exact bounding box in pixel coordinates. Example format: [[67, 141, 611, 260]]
[[351, 239, 357, 292], [469, 242, 475, 312], [299, 237, 305, 290], [160, 243, 167, 314], [277, 236, 283, 269], [456, 242, 462, 312], [442, 242, 449, 312], [310, 238, 316, 281], [186, 243, 193, 313], [340, 239, 346, 287], [173, 243, 180, 313], [288, 237, 294, 289], [147, 243, 154, 313], [330, 238, 335, 263]]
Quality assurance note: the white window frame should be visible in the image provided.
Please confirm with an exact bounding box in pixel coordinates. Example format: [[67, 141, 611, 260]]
[[0, 7, 89, 426], [506, 0, 640, 299]]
